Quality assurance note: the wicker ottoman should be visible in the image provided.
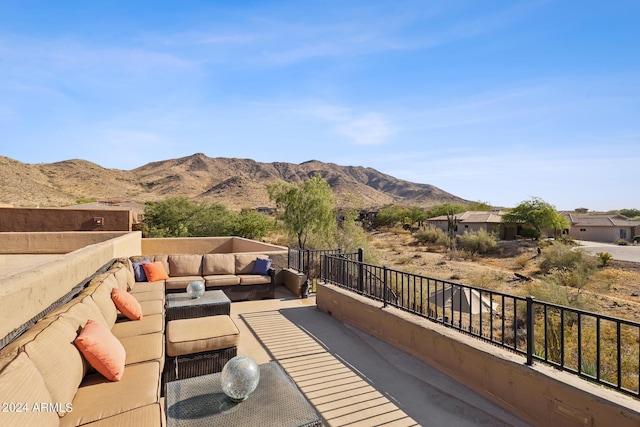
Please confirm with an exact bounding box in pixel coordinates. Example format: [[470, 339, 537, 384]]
[[163, 315, 240, 390]]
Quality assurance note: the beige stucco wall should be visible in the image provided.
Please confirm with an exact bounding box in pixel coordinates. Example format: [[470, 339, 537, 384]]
[[316, 283, 640, 427], [0, 232, 141, 339], [0, 231, 132, 254], [569, 226, 631, 243], [0, 207, 133, 232]]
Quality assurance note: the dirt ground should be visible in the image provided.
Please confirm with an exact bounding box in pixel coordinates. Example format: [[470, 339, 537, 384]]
[[368, 230, 640, 322]]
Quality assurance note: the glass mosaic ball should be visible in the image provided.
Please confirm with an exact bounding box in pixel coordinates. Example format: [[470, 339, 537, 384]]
[[220, 356, 260, 402], [186, 280, 205, 299]]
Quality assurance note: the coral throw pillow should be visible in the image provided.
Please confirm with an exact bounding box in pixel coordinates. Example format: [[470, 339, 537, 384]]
[[74, 319, 126, 381], [111, 288, 143, 320], [132, 258, 150, 282], [142, 261, 169, 282]]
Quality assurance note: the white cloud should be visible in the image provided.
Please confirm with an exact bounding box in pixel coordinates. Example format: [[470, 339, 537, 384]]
[[338, 113, 395, 146]]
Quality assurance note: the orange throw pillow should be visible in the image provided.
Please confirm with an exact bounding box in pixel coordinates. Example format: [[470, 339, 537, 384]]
[[74, 319, 126, 381], [142, 261, 169, 282], [111, 288, 143, 320]]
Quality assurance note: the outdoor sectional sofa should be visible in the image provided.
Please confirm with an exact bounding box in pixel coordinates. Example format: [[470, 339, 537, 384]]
[[0, 258, 167, 426], [129, 253, 275, 301], [0, 251, 272, 426]]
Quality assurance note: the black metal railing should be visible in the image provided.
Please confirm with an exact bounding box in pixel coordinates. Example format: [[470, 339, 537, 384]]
[[322, 254, 640, 399], [287, 248, 361, 290]]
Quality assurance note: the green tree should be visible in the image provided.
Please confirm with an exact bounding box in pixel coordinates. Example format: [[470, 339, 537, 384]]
[[267, 174, 336, 249], [501, 197, 569, 239], [405, 206, 427, 227], [426, 203, 466, 218], [466, 200, 493, 211], [620, 208, 640, 219], [142, 197, 272, 239], [374, 204, 404, 228], [232, 209, 274, 240]]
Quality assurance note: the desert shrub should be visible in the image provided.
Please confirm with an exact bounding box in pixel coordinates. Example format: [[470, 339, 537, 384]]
[[459, 249, 478, 261], [468, 271, 500, 290], [414, 226, 449, 247], [76, 197, 97, 204], [615, 239, 629, 246], [457, 229, 498, 254], [515, 255, 530, 269], [595, 252, 613, 267], [527, 279, 593, 309], [539, 244, 596, 274]]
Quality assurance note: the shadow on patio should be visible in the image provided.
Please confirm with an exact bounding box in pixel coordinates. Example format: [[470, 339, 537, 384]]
[[232, 294, 530, 427]]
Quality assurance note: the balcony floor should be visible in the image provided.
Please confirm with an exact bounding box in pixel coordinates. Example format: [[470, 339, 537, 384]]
[[230, 288, 531, 427]]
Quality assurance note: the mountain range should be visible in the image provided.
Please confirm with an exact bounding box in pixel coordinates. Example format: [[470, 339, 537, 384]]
[[0, 153, 468, 209]]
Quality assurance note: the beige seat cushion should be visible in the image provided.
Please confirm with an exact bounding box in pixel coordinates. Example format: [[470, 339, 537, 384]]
[[166, 316, 239, 357], [0, 352, 59, 427], [168, 254, 203, 276], [116, 299, 163, 320], [235, 253, 268, 275], [165, 276, 204, 291], [76, 403, 163, 427], [204, 274, 240, 287], [120, 333, 164, 366], [59, 361, 161, 427], [139, 299, 165, 317], [202, 253, 236, 275], [111, 313, 164, 339], [238, 274, 272, 285], [129, 281, 165, 294], [131, 289, 166, 303]]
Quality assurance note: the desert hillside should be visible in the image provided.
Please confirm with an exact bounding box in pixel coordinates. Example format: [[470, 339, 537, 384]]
[[0, 153, 468, 209]]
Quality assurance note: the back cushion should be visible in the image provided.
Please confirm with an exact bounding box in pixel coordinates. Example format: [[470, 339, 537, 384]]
[[88, 276, 119, 327], [202, 254, 235, 275], [235, 254, 268, 275], [111, 262, 135, 291], [0, 352, 59, 426], [23, 317, 87, 416], [168, 254, 203, 277], [130, 255, 170, 275], [66, 297, 109, 330]]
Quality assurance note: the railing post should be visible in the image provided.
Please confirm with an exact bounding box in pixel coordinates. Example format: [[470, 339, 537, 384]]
[[526, 296, 535, 366], [357, 247, 364, 293], [383, 266, 388, 308]]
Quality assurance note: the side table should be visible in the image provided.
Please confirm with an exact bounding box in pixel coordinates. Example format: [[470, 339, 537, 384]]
[[166, 361, 322, 427], [166, 290, 231, 321]]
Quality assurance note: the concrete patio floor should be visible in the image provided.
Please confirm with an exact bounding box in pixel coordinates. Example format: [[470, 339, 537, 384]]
[[230, 288, 531, 427]]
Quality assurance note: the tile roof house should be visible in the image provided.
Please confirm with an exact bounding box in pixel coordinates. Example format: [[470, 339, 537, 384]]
[[564, 213, 640, 243], [426, 211, 518, 240]]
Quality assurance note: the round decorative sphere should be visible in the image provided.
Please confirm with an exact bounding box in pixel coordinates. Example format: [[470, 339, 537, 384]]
[[186, 280, 205, 299], [220, 356, 260, 402]]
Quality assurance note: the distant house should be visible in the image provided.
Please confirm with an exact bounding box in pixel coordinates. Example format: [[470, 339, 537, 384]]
[[426, 211, 518, 240], [564, 213, 640, 243], [358, 207, 380, 223]]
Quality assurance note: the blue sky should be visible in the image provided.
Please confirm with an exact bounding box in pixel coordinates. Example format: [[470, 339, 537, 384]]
[[1, 1, 638, 211]]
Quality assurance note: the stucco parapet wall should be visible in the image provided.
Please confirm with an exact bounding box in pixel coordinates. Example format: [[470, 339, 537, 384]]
[[0, 231, 132, 254], [140, 237, 288, 284], [0, 232, 141, 339], [316, 283, 640, 427], [141, 236, 287, 255]]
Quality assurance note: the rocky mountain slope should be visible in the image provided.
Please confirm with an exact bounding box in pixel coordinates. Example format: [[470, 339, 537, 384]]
[[0, 153, 468, 209]]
